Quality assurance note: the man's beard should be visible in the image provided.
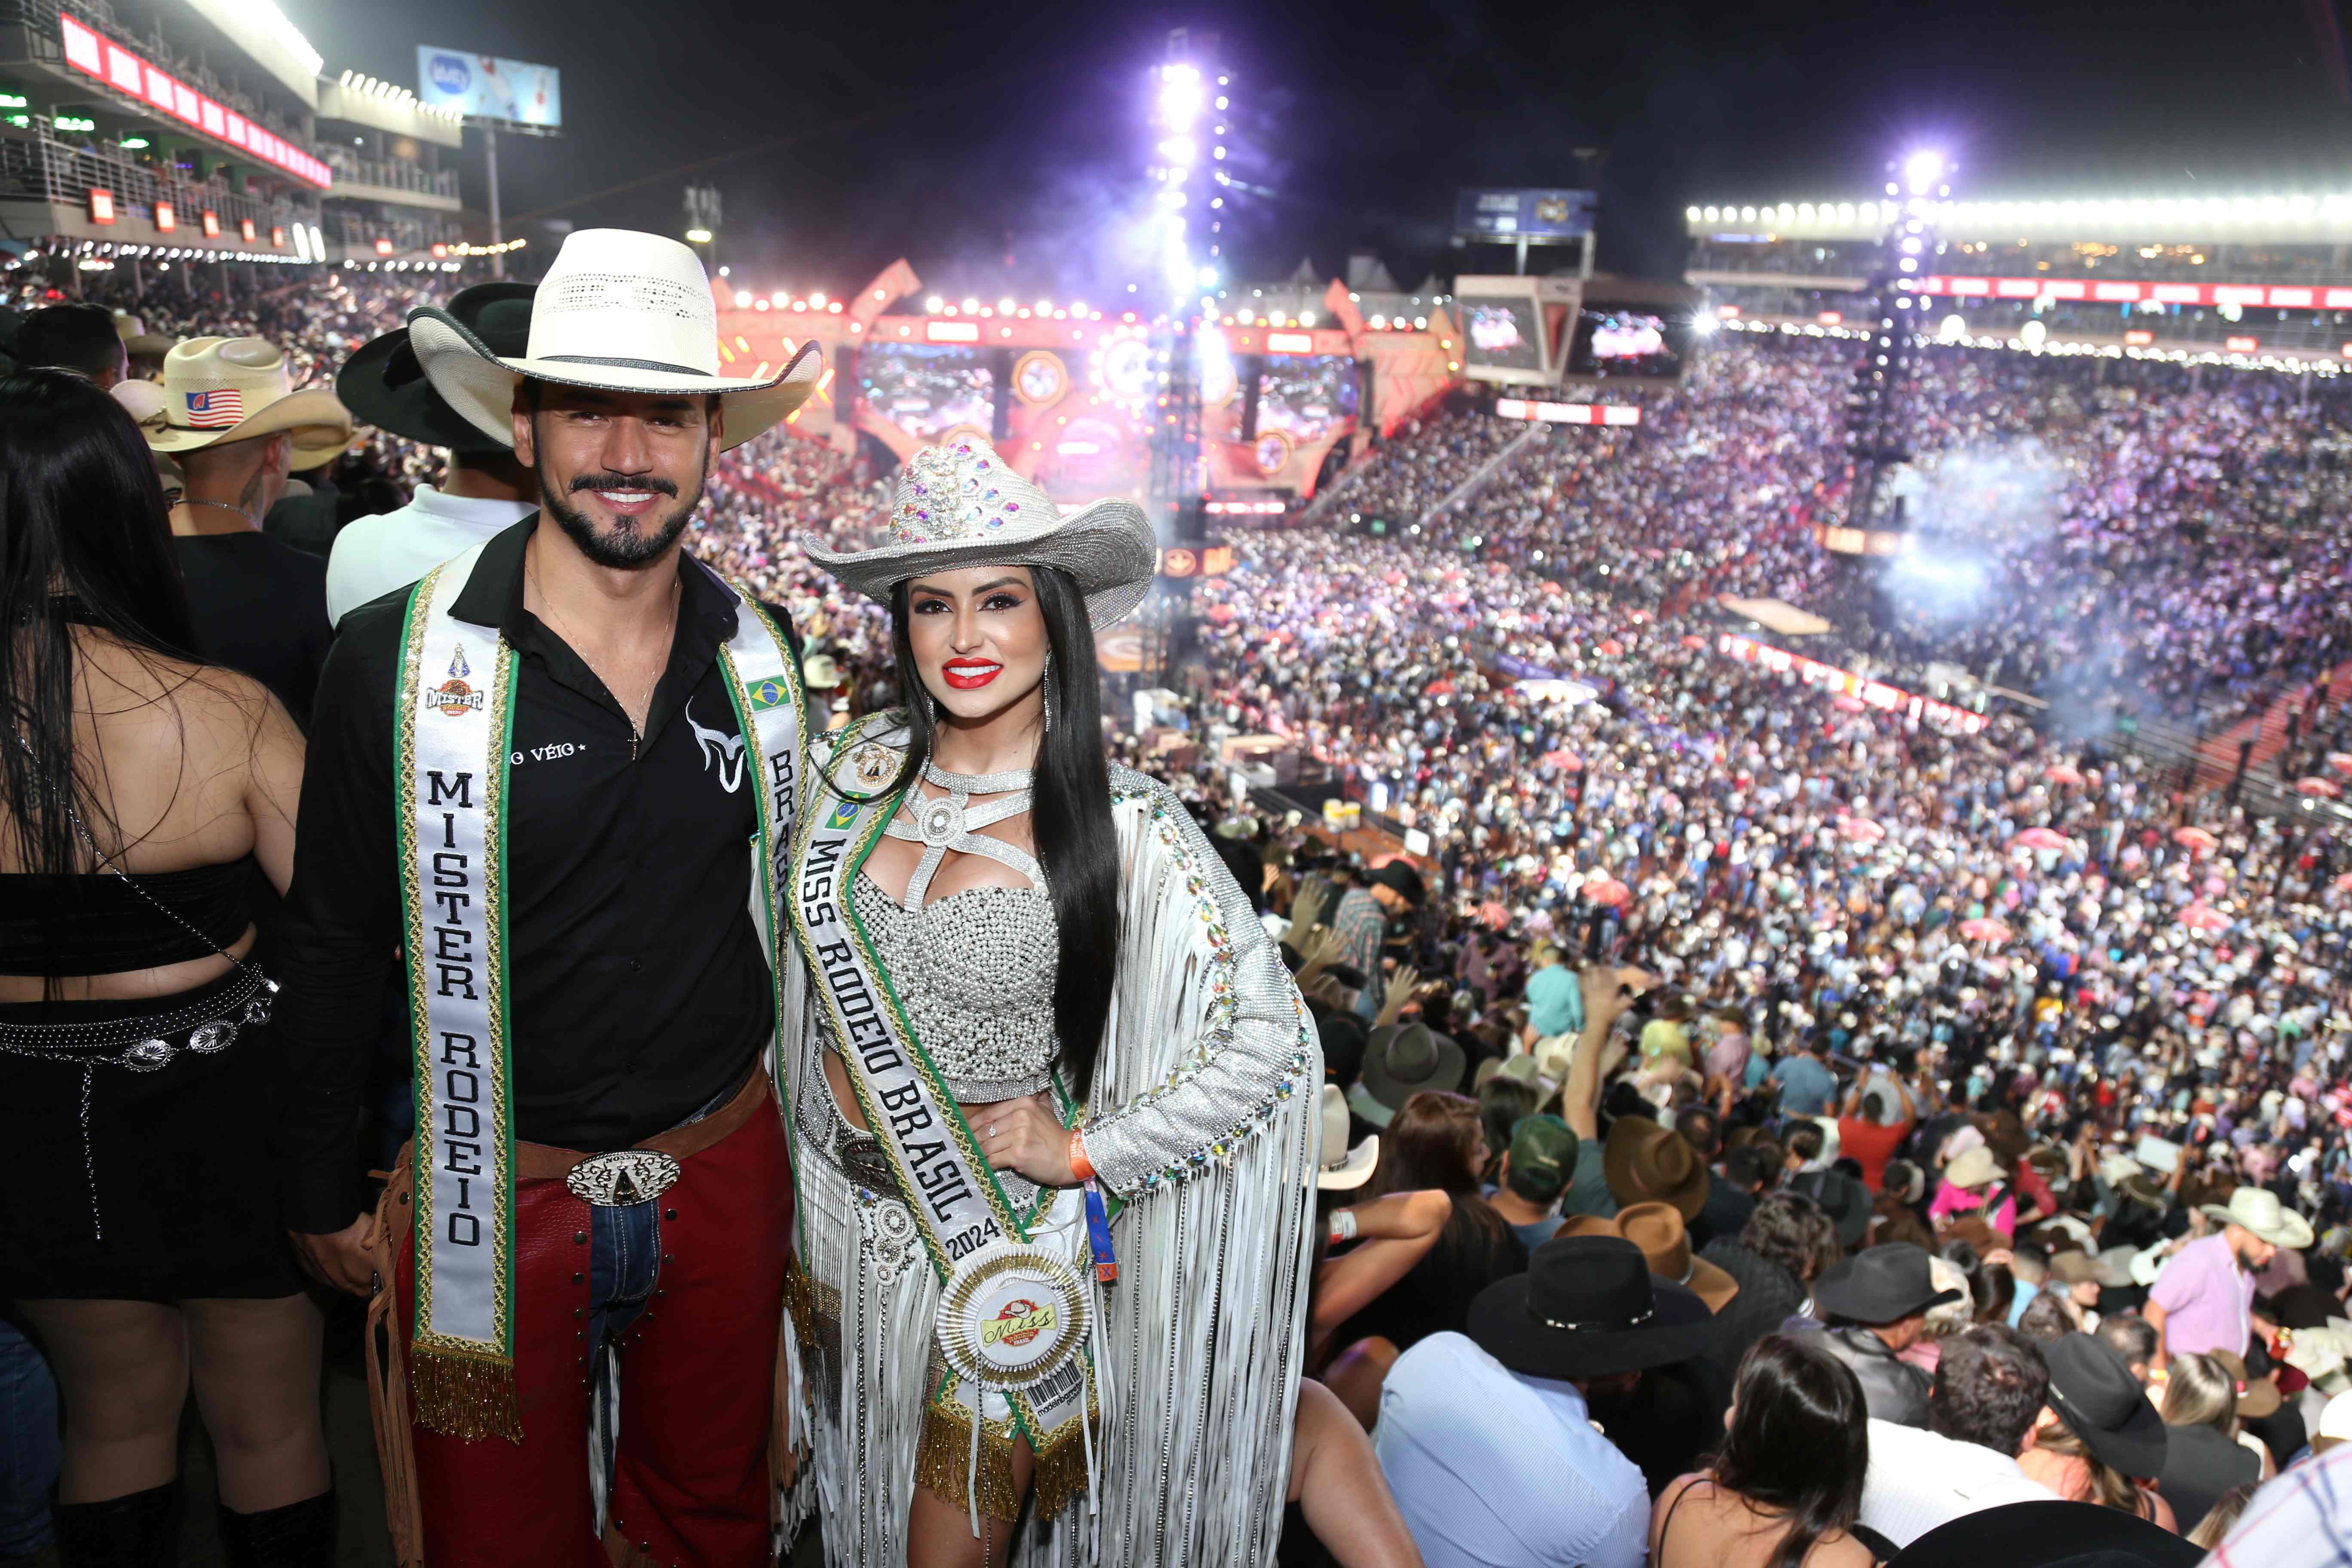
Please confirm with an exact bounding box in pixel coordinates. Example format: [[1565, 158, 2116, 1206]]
[[540, 459, 706, 570]]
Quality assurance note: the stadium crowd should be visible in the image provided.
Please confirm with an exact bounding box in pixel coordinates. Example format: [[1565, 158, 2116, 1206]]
[[11, 258, 2352, 1565]]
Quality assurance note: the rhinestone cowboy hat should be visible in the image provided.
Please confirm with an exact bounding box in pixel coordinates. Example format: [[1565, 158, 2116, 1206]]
[[405, 228, 822, 453], [805, 435, 1157, 630], [139, 337, 353, 470]]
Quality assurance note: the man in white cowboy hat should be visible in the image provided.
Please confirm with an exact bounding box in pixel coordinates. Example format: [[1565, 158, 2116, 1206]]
[[141, 335, 354, 726], [2146, 1185, 2314, 1370], [274, 228, 822, 1566]]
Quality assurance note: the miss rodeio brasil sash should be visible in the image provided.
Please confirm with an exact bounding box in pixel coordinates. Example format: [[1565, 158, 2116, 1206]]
[[789, 726, 1101, 1522], [396, 540, 802, 1442]]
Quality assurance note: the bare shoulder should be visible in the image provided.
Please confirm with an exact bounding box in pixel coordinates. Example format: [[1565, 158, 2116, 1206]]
[[1809, 1528, 1876, 1566]]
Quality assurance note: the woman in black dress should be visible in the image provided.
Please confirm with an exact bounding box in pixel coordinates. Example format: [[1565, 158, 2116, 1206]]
[[0, 371, 327, 1563]]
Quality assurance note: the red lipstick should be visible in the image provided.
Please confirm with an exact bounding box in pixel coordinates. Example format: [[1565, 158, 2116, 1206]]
[[942, 657, 1002, 690]]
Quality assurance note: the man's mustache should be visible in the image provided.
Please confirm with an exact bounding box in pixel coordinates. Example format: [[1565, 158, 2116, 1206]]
[[570, 473, 680, 498]]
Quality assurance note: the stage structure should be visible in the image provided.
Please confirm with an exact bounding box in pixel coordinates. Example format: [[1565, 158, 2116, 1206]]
[[1824, 150, 1948, 557]]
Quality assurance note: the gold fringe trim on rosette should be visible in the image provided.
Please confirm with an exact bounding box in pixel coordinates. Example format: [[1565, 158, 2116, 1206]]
[[410, 1344, 523, 1443]]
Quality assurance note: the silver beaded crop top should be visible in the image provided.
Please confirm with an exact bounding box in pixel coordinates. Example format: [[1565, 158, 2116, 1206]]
[[840, 759, 1061, 1104]]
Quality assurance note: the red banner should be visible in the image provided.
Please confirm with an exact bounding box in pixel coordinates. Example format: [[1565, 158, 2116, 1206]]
[[1914, 273, 2352, 311]]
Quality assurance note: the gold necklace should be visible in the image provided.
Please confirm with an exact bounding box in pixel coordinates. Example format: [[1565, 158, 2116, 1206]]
[[527, 546, 677, 731]]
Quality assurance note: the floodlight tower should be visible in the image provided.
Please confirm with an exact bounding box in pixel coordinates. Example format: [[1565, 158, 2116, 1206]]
[[1833, 150, 1948, 551], [1145, 31, 1217, 527]]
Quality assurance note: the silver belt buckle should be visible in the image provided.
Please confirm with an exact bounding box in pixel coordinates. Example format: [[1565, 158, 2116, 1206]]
[[564, 1149, 682, 1207]]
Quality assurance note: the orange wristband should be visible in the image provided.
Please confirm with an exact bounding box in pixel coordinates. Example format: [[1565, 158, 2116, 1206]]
[[1069, 1127, 1096, 1184]]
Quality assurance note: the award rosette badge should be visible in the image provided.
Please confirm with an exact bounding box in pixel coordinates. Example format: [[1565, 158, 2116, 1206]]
[[937, 1242, 1090, 1393]]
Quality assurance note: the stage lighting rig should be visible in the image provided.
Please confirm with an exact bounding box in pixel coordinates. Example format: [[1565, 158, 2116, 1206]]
[[1823, 149, 1951, 558]]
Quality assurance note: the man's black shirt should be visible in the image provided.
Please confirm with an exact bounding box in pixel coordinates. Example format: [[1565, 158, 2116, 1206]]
[[277, 517, 793, 1233], [174, 532, 333, 728]]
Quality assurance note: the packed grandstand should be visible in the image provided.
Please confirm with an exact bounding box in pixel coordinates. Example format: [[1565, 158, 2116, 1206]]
[[18, 211, 2352, 1562]]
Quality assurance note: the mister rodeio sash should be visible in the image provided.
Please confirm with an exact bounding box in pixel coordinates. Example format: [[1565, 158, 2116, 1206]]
[[397, 542, 802, 1442], [789, 725, 1100, 1511]]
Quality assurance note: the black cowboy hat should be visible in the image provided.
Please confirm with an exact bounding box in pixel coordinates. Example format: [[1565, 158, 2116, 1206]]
[[1467, 1236, 1718, 1380], [336, 281, 533, 450], [2043, 1333, 2170, 1479], [1812, 1242, 1962, 1326], [1889, 1499, 2201, 1568], [1350, 1021, 1466, 1127]]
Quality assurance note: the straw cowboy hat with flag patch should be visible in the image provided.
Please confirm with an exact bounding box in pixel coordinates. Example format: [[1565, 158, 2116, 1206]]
[[407, 228, 822, 452], [140, 337, 352, 470]]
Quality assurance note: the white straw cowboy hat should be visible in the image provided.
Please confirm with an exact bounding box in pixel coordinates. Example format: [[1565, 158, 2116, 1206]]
[[2199, 1185, 2315, 1250], [1316, 1084, 1378, 1191], [407, 228, 822, 453], [1944, 1145, 2002, 1191], [805, 435, 1157, 629], [139, 337, 352, 471]]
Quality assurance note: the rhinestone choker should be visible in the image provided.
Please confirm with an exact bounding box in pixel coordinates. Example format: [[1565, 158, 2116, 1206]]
[[924, 759, 1035, 795]]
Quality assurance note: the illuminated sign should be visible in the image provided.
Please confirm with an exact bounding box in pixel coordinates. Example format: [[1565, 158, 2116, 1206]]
[[1494, 398, 1642, 426], [1263, 331, 1314, 353], [1813, 523, 1909, 557], [88, 188, 115, 224], [2225, 335, 2259, 353], [374, 237, 394, 255], [1914, 274, 2352, 311], [1715, 633, 1987, 734], [153, 200, 173, 231], [58, 15, 330, 188], [925, 320, 981, 343], [270, 226, 285, 248], [239, 217, 256, 242], [1816, 310, 1843, 325], [1155, 543, 1236, 579], [2124, 329, 2154, 346], [201, 210, 220, 237]]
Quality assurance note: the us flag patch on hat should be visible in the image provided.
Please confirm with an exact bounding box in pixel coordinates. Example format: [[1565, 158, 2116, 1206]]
[[184, 388, 244, 428]]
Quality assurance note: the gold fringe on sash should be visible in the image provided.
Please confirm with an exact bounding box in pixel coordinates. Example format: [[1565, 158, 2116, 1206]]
[[1029, 1417, 1096, 1522], [783, 1259, 820, 1353], [409, 1343, 524, 1443], [914, 1400, 1024, 1523], [911, 1389, 1099, 1523]]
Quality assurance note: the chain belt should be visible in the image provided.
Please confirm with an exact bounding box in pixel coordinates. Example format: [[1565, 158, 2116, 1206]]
[[0, 967, 275, 1242], [0, 967, 274, 1070]]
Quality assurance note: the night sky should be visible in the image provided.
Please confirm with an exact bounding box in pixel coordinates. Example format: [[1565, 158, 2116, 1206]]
[[287, 0, 2352, 294]]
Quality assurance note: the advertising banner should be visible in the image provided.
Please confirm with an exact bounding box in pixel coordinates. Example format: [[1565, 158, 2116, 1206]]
[[1455, 188, 1595, 240], [416, 48, 561, 126]]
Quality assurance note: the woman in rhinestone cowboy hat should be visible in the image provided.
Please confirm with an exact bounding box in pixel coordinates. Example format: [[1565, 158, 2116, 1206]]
[[774, 436, 1320, 1567]]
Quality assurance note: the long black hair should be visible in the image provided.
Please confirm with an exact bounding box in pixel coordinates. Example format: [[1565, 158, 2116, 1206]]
[[885, 564, 1120, 1099], [1710, 1334, 1870, 1568], [0, 368, 197, 884]]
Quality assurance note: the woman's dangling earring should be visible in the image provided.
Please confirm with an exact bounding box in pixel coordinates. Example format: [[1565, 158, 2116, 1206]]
[[1042, 677, 1055, 734]]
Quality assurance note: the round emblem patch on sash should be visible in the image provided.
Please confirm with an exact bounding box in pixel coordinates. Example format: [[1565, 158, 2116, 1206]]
[[936, 1243, 1089, 1390]]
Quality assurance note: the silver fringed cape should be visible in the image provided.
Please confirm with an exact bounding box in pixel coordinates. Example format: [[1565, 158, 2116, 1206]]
[[774, 720, 1322, 1567]]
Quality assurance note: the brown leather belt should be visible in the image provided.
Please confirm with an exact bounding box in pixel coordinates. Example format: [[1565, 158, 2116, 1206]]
[[514, 1064, 775, 1182]]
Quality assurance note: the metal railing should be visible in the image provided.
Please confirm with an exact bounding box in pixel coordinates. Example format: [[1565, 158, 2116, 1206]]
[[0, 132, 313, 234], [323, 208, 460, 254], [321, 150, 457, 201]]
